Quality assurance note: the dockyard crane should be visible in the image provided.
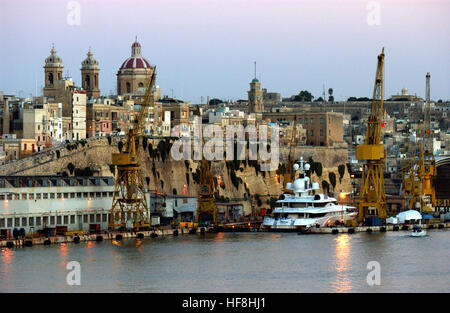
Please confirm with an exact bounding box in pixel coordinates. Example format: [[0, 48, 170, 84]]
[[408, 124, 435, 212], [194, 106, 218, 225], [108, 69, 156, 230], [283, 115, 299, 193], [421, 72, 436, 208], [356, 48, 387, 222]]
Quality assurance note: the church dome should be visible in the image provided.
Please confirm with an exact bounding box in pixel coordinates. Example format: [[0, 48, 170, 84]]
[[119, 39, 152, 70], [81, 48, 99, 69], [44, 45, 63, 68]]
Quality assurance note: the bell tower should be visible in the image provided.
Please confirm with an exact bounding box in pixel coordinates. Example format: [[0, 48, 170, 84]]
[[247, 61, 263, 114], [81, 48, 100, 99], [43, 44, 63, 98]]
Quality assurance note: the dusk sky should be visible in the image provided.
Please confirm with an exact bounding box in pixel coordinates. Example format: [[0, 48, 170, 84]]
[[0, 0, 449, 102]]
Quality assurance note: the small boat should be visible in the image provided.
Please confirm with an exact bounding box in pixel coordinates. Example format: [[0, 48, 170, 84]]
[[410, 225, 427, 237]]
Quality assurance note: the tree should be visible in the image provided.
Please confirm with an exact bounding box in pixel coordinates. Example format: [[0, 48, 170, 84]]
[[346, 163, 352, 175], [142, 136, 148, 151], [294, 90, 314, 102], [329, 172, 337, 191], [338, 164, 345, 183], [314, 97, 324, 102], [67, 162, 75, 175], [322, 180, 330, 195], [314, 162, 323, 177]]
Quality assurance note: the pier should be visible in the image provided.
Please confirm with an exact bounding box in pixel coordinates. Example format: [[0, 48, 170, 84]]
[[0, 227, 214, 248]]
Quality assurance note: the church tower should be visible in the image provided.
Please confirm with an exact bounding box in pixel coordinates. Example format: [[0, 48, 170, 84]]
[[81, 48, 100, 99], [43, 45, 63, 98], [247, 62, 263, 114]]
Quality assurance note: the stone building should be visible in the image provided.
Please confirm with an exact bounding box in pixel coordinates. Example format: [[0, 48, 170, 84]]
[[117, 39, 154, 95], [72, 90, 87, 141], [43, 45, 63, 99], [248, 77, 263, 114], [264, 112, 344, 147], [81, 49, 100, 99]]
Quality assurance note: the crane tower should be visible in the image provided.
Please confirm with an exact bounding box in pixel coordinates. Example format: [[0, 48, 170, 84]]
[[108, 69, 156, 230], [356, 48, 387, 222]]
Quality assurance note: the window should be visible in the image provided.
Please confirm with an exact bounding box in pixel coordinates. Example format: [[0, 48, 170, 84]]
[[311, 118, 314, 124], [90, 214, 95, 223], [57, 216, 62, 225], [22, 193, 27, 200], [0, 218, 5, 228], [29, 217, 34, 226], [29, 193, 34, 200], [102, 192, 107, 197], [43, 193, 49, 199], [36, 193, 41, 200], [63, 193, 69, 199], [42, 216, 48, 225], [102, 214, 107, 222], [96, 192, 101, 198], [0, 195, 4, 200], [50, 193, 55, 199], [50, 216, 55, 225], [109, 192, 113, 197], [64, 216, 68, 224], [83, 215, 88, 223], [77, 192, 82, 198], [70, 215, 75, 224], [320, 117, 324, 124], [96, 214, 101, 223], [320, 129, 324, 137], [7, 218, 13, 227], [22, 217, 27, 226], [57, 193, 62, 199], [89, 192, 95, 198], [15, 218, 20, 226], [310, 130, 314, 136], [83, 192, 88, 198], [70, 193, 75, 198]]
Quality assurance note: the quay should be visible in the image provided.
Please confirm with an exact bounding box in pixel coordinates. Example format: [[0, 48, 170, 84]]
[[0, 227, 214, 248], [306, 222, 450, 234]]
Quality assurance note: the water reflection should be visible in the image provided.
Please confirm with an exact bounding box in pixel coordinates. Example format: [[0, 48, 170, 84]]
[[58, 243, 68, 266], [333, 234, 352, 292], [0, 248, 14, 291]]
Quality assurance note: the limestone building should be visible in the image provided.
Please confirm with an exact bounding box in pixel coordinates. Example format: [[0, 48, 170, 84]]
[[248, 77, 263, 114], [117, 39, 154, 95], [81, 49, 100, 99], [72, 90, 87, 141], [43, 45, 63, 99]]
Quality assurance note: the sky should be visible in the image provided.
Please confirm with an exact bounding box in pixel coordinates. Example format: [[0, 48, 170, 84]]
[[0, 0, 449, 102]]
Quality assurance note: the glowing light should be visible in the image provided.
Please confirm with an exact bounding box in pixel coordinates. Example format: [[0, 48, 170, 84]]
[[339, 193, 346, 200]]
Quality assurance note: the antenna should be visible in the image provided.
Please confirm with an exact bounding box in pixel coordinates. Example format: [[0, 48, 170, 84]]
[[254, 61, 256, 79]]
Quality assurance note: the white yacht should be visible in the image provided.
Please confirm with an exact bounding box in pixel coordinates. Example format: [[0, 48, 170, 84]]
[[262, 157, 357, 232]]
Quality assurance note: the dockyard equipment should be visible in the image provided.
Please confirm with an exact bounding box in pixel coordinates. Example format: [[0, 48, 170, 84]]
[[194, 105, 219, 225], [109, 69, 156, 230], [356, 48, 387, 222]]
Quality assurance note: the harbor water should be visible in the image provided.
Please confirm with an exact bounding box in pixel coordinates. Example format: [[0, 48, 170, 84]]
[[1, 230, 449, 292]]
